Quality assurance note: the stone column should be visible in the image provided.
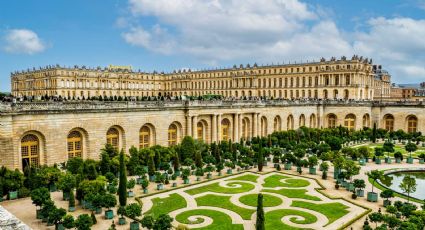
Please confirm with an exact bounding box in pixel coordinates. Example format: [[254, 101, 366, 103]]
[[234, 113, 240, 142], [186, 115, 192, 137], [211, 114, 217, 143], [217, 114, 222, 142], [192, 115, 198, 140]]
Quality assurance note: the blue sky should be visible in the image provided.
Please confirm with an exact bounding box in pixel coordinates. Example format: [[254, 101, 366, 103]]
[[1, 0, 425, 92]]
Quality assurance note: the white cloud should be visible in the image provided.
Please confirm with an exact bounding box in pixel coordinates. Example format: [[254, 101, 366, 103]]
[[3, 29, 46, 55]]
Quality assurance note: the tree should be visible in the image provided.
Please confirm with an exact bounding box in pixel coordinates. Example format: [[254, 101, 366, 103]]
[[194, 151, 203, 168], [180, 136, 196, 161], [405, 142, 417, 158], [127, 178, 136, 193], [154, 214, 173, 230], [320, 162, 329, 179], [399, 175, 417, 203], [30, 187, 51, 209], [343, 160, 360, 183], [372, 123, 377, 143], [57, 173, 76, 194], [367, 170, 384, 193], [141, 215, 155, 229], [75, 214, 93, 230], [257, 149, 264, 172], [118, 149, 127, 206], [353, 179, 365, 192], [125, 203, 142, 221], [48, 207, 67, 228], [380, 189, 394, 204], [256, 193, 265, 230], [102, 193, 117, 211], [369, 212, 383, 228], [62, 214, 75, 229], [69, 189, 75, 209]]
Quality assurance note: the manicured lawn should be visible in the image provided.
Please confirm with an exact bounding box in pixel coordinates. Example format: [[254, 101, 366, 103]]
[[239, 193, 283, 207], [358, 143, 425, 157], [263, 174, 310, 188], [227, 174, 259, 183], [291, 201, 349, 225], [144, 193, 187, 218], [175, 209, 244, 230], [185, 181, 255, 195], [196, 194, 255, 220], [262, 188, 321, 201], [265, 209, 317, 230]]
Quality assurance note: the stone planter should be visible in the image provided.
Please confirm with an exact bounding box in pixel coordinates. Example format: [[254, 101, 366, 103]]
[[137, 177, 143, 184], [95, 207, 102, 214], [128, 191, 135, 197], [105, 210, 114, 219], [309, 167, 316, 175], [184, 179, 190, 184], [375, 158, 381, 164], [172, 182, 177, 187], [8, 191, 17, 200], [346, 183, 355, 192], [157, 183, 164, 190], [407, 157, 414, 164], [149, 175, 156, 182], [118, 217, 126, 225], [419, 159, 424, 164], [386, 157, 392, 164], [367, 192, 378, 202], [227, 169, 233, 174], [359, 159, 366, 166], [175, 170, 181, 176], [383, 200, 392, 207], [57, 224, 65, 230], [396, 158, 401, 163], [356, 189, 364, 197], [207, 173, 212, 179], [333, 168, 341, 179], [284, 163, 292, 170], [130, 222, 140, 230], [68, 206, 76, 212], [143, 188, 148, 194], [296, 166, 302, 173]]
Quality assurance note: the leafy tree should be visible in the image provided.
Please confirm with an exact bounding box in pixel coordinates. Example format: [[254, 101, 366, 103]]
[[127, 178, 136, 193], [48, 207, 67, 228], [405, 142, 417, 158], [256, 193, 265, 230], [172, 152, 181, 171], [180, 136, 196, 161], [117, 206, 126, 218], [343, 160, 360, 183], [320, 162, 329, 179], [325, 136, 343, 151], [399, 175, 417, 203], [353, 179, 365, 192], [154, 214, 173, 230], [369, 212, 383, 228], [380, 190, 394, 202], [125, 203, 142, 221], [307, 155, 318, 168], [118, 149, 127, 206], [69, 189, 75, 208], [66, 157, 84, 174], [383, 141, 395, 158], [62, 214, 75, 229], [57, 173, 76, 194], [358, 146, 370, 159], [30, 187, 51, 209], [75, 214, 93, 230], [372, 123, 377, 143], [194, 151, 203, 168], [367, 170, 384, 193], [102, 193, 117, 211], [141, 215, 155, 229], [40, 200, 56, 221]]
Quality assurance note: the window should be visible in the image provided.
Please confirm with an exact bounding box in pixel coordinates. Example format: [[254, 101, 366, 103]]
[[21, 134, 39, 169], [384, 115, 394, 131], [139, 126, 151, 148], [274, 116, 281, 132], [299, 114, 306, 127], [242, 118, 249, 139], [344, 114, 356, 130], [107, 127, 119, 149], [310, 114, 316, 128], [168, 124, 178, 146], [362, 114, 370, 128], [67, 131, 82, 159], [287, 115, 294, 130], [221, 119, 230, 141], [197, 122, 204, 141], [407, 116, 418, 133], [328, 114, 337, 128], [260, 117, 267, 136]]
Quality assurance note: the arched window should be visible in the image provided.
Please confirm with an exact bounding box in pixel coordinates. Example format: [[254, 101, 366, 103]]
[[362, 114, 370, 128], [67, 131, 82, 159], [273, 116, 281, 132], [221, 119, 230, 141], [197, 122, 204, 141], [310, 114, 316, 128], [328, 114, 337, 128], [323, 90, 328, 99], [384, 115, 394, 131], [260, 117, 267, 136], [168, 124, 178, 146], [407, 116, 418, 133], [287, 115, 294, 130], [21, 134, 39, 168], [107, 127, 119, 149], [344, 114, 356, 130], [299, 114, 306, 127], [139, 126, 151, 148], [242, 118, 250, 139]]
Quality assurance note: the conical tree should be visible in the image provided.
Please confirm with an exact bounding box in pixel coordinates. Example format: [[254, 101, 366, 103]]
[[256, 193, 265, 230], [258, 149, 264, 172], [118, 149, 127, 206]]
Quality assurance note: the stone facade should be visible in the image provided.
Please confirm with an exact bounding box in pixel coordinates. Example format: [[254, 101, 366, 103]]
[[0, 100, 423, 170]]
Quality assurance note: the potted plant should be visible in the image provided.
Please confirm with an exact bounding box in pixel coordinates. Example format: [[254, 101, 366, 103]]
[[380, 189, 394, 207], [182, 168, 190, 184], [216, 162, 224, 176], [4, 169, 24, 200], [343, 160, 360, 192], [47, 206, 67, 230], [225, 161, 235, 174], [382, 141, 394, 164], [367, 170, 384, 202], [405, 142, 417, 164], [308, 155, 318, 175], [195, 167, 204, 181], [320, 162, 329, 179], [394, 152, 403, 163], [57, 173, 76, 201], [374, 147, 383, 164], [30, 187, 51, 219], [68, 189, 76, 212], [354, 179, 365, 197], [282, 153, 294, 170], [134, 166, 146, 184], [332, 155, 345, 180], [75, 214, 93, 230], [127, 179, 136, 197], [335, 180, 340, 190], [62, 215, 75, 229], [418, 153, 425, 164], [40, 200, 55, 223], [103, 193, 117, 219], [155, 173, 165, 190], [92, 194, 103, 214], [205, 164, 215, 179], [117, 206, 126, 225], [126, 203, 142, 230], [141, 179, 149, 194]]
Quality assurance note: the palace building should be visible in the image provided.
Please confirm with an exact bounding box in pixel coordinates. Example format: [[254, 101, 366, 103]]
[[1, 56, 423, 171]]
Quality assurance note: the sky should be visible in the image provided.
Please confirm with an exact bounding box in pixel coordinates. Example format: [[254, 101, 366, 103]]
[[0, 0, 425, 92]]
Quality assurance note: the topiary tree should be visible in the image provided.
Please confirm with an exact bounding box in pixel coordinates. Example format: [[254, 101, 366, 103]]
[[75, 214, 93, 230], [30, 187, 51, 210], [405, 142, 417, 158], [380, 189, 394, 206], [256, 193, 265, 230], [62, 214, 75, 229], [154, 214, 173, 230], [125, 203, 142, 222], [320, 162, 329, 179], [257, 149, 264, 172], [127, 178, 136, 193], [57, 173, 76, 199], [68, 188, 75, 210], [102, 193, 117, 211], [118, 149, 127, 206], [141, 215, 155, 230], [48, 206, 67, 229], [368, 170, 384, 193]]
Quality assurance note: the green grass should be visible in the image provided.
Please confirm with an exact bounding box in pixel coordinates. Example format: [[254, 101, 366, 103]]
[[263, 174, 310, 188], [291, 201, 349, 225], [265, 209, 317, 230], [227, 174, 259, 183], [358, 143, 425, 157], [262, 188, 321, 201], [239, 193, 283, 207], [196, 194, 255, 220], [175, 209, 244, 230], [185, 182, 255, 195], [144, 193, 187, 218], [368, 176, 424, 204]]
